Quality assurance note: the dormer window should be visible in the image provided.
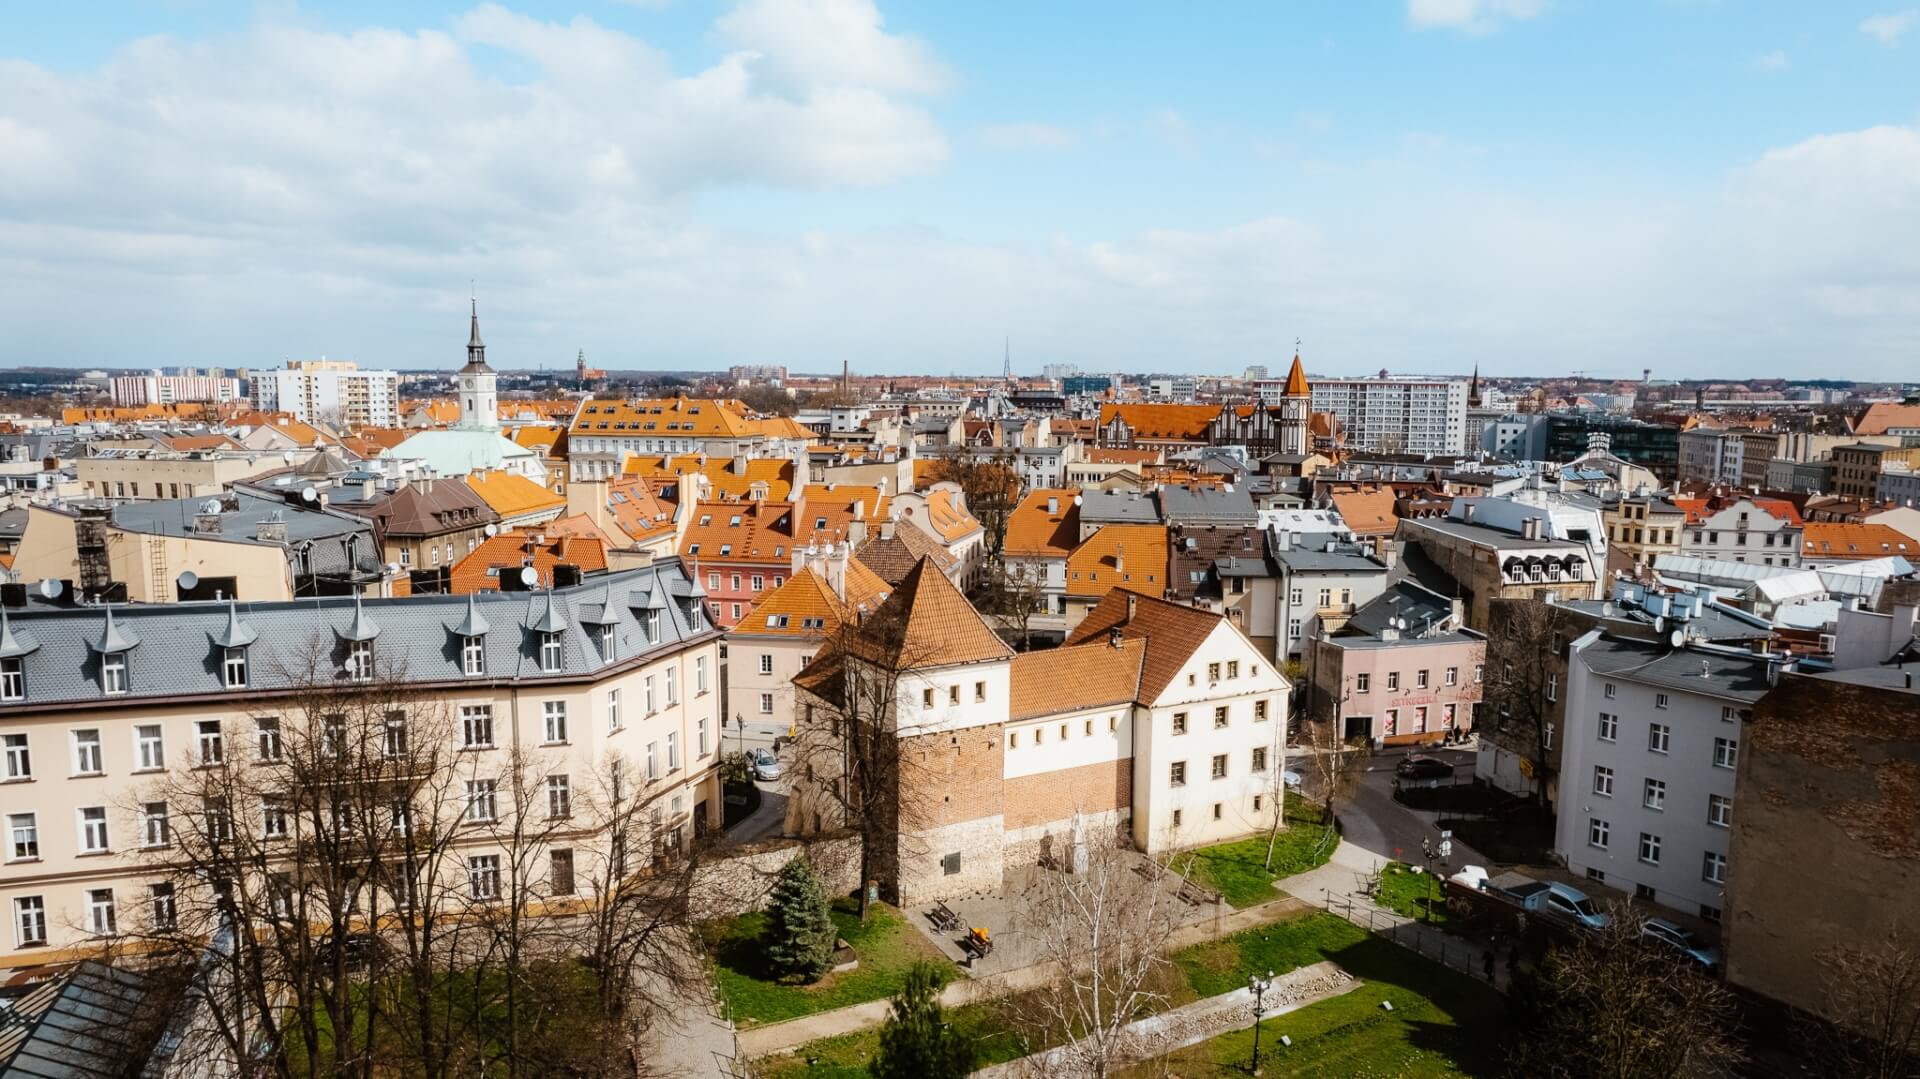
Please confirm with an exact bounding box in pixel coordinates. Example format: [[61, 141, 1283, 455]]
[[0, 658, 22, 702], [102, 652, 128, 695], [462, 636, 486, 676], [347, 640, 373, 682], [539, 632, 564, 673], [223, 647, 248, 689], [595, 623, 616, 660]]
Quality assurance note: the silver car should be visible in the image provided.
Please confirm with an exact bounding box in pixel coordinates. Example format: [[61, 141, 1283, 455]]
[[750, 747, 783, 782]]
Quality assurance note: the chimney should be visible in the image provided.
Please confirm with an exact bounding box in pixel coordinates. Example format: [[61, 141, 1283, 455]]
[[1125, 591, 1137, 624], [1114, 544, 1126, 573]]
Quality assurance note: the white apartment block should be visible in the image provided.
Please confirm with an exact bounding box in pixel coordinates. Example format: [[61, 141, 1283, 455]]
[[253, 360, 400, 427], [110, 370, 243, 408], [1310, 377, 1469, 455], [1556, 632, 1772, 923]]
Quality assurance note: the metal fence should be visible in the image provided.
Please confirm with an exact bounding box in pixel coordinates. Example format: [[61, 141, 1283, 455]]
[[1325, 894, 1506, 991]]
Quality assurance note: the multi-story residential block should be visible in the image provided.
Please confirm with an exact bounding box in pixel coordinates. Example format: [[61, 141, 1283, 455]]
[[680, 500, 800, 628], [1831, 442, 1920, 500], [1273, 536, 1389, 658], [72, 448, 282, 502], [1306, 581, 1486, 746], [331, 476, 500, 580], [566, 398, 809, 476], [1557, 633, 1775, 922], [789, 565, 1289, 903], [725, 546, 891, 742], [1675, 495, 1803, 568], [1002, 488, 1079, 629], [0, 562, 722, 968], [1309, 376, 1467, 455], [1725, 666, 1920, 1022], [109, 370, 242, 408], [1393, 490, 1606, 630], [252, 359, 400, 427], [1676, 428, 1747, 486], [1601, 490, 1686, 571]]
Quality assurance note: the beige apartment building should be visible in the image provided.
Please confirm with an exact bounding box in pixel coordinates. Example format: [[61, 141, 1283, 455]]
[[74, 449, 282, 502], [0, 563, 723, 969]]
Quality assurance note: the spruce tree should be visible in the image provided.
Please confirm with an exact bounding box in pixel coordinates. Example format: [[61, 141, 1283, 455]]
[[764, 857, 837, 983], [871, 962, 976, 1079]]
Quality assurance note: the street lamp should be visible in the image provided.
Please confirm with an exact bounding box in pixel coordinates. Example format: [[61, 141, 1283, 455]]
[[1248, 968, 1277, 1076]]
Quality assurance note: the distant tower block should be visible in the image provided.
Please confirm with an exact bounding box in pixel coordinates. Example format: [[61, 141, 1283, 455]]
[[1643, 368, 1652, 383], [577, 349, 588, 382]]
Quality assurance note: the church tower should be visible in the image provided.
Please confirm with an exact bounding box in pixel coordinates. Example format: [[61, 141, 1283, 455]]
[[1278, 352, 1310, 456], [458, 299, 498, 431]]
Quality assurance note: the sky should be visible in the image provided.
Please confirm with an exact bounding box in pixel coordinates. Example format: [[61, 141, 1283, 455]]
[[2, 1, 1918, 380]]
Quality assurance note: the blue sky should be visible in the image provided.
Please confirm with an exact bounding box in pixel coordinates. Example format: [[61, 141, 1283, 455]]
[[3, 1, 1918, 378]]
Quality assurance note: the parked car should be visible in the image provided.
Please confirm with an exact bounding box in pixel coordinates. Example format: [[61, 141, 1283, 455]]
[[1395, 754, 1455, 781], [1450, 868, 1611, 931], [1540, 883, 1611, 930], [750, 747, 783, 782], [1642, 918, 1722, 971]]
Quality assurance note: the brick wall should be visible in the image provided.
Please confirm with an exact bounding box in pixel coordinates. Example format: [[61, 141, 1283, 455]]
[[899, 724, 1005, 830], [1003, 758, 1131, 831]]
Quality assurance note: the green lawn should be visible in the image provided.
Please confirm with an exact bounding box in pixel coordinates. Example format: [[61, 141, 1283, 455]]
[[701, 898, 956, 1026], [1375, 861, 1454, 927], [757, 997, 1033, 1077], [1158, 915, 1506, 1076], [1174, 794, 1339, 908]]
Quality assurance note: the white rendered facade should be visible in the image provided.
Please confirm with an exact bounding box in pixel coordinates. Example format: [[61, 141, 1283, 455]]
[[253, 361, 400, 427], [1310, 377, 1469, 455]]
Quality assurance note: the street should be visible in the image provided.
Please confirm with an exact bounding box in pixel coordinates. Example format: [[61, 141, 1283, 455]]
[[1296, 741, 1489, 876]]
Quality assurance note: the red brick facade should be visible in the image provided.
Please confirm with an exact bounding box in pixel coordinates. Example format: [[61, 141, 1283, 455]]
[[1004, 758, 1132, 831]]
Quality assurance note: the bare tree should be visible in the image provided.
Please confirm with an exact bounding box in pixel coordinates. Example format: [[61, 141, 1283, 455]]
[[1013, 825, 1183, 1078], [1507, 909, 1744, 1079], [1482, 598, 1566, 805], [978, 559, 1050, 649], [1804, 932, 1920, 1079], [926, 451, 1023, 564]]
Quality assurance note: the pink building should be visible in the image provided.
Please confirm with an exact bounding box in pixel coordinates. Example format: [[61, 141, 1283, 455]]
[[1305, 582, 1487, 748]]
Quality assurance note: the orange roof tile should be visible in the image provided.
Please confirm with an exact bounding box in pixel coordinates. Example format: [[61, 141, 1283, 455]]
[[1328, 487, 1399, 536], [466, 470, 567, 518], [1008, 637, 1146, 721], [623, 455, 796, 501], [1096, 403, 1221, 443], [510, 425, 565, 454], [1067, 524, 1170, 599], [450, 530, 608, 593], [570, 397, 754, 438], [732, 569, 852, 638], [1282, 353, 1310, 397], [1801, 522, 1916, 560], [745, 415, 817, 440], [856, 524, 958, 584], [602, 476, 677, 543], [1066, 589, 1228, 702], [1004, 488, 1080, 558], [844, 557, 894, 611], [1083, 447, 1163, 466], [402, 400, 461, 425], [1854, 402, 1920, 436], [843, 557, 1013, 669], [542, 513, 618, 547], [679, 499, 798, 565], [798, 484, 891, 545]]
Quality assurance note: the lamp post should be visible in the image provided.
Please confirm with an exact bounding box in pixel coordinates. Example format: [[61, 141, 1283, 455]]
[[1248, 968, 1277, 1076]]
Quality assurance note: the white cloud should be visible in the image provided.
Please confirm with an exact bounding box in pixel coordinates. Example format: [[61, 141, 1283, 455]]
[[1407, 0, 1546, 34], [715, 0, 949, 94], [1860, 10, 1920, 45], [1750, 49, 1790, 72], [979, 122, 1076, 150]]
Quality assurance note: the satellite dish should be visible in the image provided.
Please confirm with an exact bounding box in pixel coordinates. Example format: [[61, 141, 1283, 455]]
[[485, 523, 499, 537], [283, 450, 296, 464], [38, 578, 63, 600], [301, 486, 317, 503], [385, 562, 402, 576], [202, 499, 223, 515], [177, 571, 199, 592], [1669, 628, 1686, 649], [519, 567, 539, 588]]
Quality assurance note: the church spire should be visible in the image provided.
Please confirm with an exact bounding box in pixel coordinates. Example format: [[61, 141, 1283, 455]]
[[1468, 364, 1481, 409], [462, 298, 492, 374]]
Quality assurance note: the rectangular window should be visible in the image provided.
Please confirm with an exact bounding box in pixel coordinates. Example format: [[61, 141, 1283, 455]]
[[1474, 664, 1483, 683], [1708, 794, 1732, 828], [608, 688, 622, 732], [759, 653, 774, 675], [1208, 662, 1221, 682], [466, 779, 497, 822], [596, 623, 616, 660], [0, 657, 21, 701], [1445, 667, 1457, 686], [1172, 712, 1188, 735], [460, 702, 495, 744], [383, 713, 407, 759], [1598, 713, 1618, 742], [1546, 673, 1558, 702], [1643, 778, 1666, 811], [347, 640, 373, 682], [949, 684, 960, 705], [1211, 754, 1228, 779], [149, 883, 176, 931], [1417, 669, 1430, 689], [1655, 692, 1669, 710], [1356, 673, 1370, 693], [668, 732, 679, 771], [1638, 832, 1662, 866], [1648, 723, 1670, 754], [224, 647, 248, 688], [102, 652, 128, 695], [1588, 817, 1610, 849], [1252, 746, 1269, 772], [143, 802, 170, 848], [262, 798, 288, 838], [1172, 809, 1183, 829], [256, 717, 282, 761], [1593, 765, 1613, 797], [1169, 761, 1187, 787], [975, 681, 986, 703], [1227, 660, 1240, 678], [922, 687, 935, 708], [646, 676, 657, 713], [698, 717, 709, 757], [80, 806, 109, 853], [647, 742, 658, 781], [73, 729, 103, 774], [321, 715, 346, 759], [666, 666, 678, 705], [547, 775, 571, 819], [469, 855, 501, 900], [15, 896, 46, 947], [1703, 851, 1727, 884], [196, 721, 223, 765], [136, 724, 164, 770], [696, 655, 708, 693], [463, 636, 486, 676], [540, 632, 564, 672], [1713, 737, 1738, 769], [87, 889, 116, 936], [204, 798, 232, 843], [1214, 706, 1229, 729], [1604, 682, 1616, 699], [550, 850, 575, 895], [759, 692, 774, 714], [1254, 699, 1269, 722], [544, 701, 568, 744], [1386, 672, 1400, 691], [8, 813, 37, 860]]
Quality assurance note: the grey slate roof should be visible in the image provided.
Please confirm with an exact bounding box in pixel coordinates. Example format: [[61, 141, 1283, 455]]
[[1346, 580, 1455, 638], [1576, 635, 1775, 702], [1078, 489, 1161, 526], [111, 488, 381, 579], [1272, 545, 1386, 575], [1158, 484, 1259, 526], [0, 561, 714, 712]]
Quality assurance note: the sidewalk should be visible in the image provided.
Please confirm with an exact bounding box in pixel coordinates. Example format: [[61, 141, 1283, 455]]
[[975, 960, 1359, 1078], [735, 895, 1316, 1060]]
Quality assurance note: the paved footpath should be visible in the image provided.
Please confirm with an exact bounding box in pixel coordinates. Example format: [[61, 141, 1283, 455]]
[[737, 896, 1315, 1060], [975, 960, 1359, 1078]]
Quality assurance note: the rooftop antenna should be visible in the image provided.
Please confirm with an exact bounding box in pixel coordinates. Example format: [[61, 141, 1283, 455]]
[[1004, 336, 1012, 383]]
